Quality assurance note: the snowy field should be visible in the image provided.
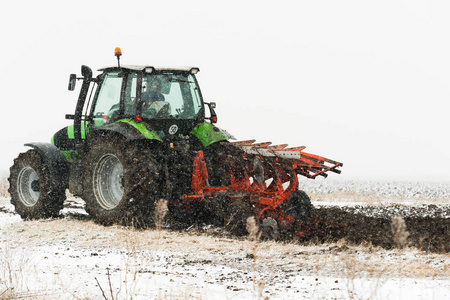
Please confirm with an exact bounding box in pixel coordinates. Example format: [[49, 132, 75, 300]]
[[302, 179, 450, 206], [0, 181, 449, 299]]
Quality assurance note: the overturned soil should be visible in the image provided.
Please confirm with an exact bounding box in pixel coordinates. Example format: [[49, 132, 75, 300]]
[[298, 205, 449, 253], [182, 204, 450, 253]]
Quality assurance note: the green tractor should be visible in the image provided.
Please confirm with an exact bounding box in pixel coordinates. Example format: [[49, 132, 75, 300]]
[[9, 49, 342, 234]]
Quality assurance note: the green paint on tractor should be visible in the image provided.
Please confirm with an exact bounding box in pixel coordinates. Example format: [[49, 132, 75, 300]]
[[67, 122, 89, 139], [191, 122, 228, 147], [116, 119, 162, 141]]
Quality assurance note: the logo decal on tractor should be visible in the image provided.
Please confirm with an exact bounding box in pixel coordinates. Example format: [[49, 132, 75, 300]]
[[169, 125, 178, 135]]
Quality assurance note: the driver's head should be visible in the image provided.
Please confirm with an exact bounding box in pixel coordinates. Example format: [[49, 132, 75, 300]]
[[150, 79, 161, 92]]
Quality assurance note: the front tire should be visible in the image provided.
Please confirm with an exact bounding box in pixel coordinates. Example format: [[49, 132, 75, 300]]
[[8, 150, 66, 219], [83, 137, 161, 227]]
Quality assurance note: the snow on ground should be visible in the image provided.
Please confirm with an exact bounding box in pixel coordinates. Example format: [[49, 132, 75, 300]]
[[1, 181, 450, 299], [0, 197, 21, 226], [302, 180, 450, 207], [2, 242, 450, 300], [1, 220, 449, 300]]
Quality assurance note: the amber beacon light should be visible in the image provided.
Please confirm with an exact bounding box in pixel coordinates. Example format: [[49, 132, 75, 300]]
[[114, 47, 122, 67]]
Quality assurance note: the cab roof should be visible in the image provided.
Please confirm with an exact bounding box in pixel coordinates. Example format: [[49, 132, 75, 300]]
[[98, 65, 199, 74]]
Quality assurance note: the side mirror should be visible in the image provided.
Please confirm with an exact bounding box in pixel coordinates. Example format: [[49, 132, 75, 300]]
[[68, 74, 76, 91], [205, 102, 218, 123]]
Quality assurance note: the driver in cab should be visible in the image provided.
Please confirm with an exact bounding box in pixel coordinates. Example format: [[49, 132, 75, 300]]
[[142, 79, 171, 117]]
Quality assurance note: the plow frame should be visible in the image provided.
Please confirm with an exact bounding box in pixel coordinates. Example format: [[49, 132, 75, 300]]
[[181, 141, 343, 230], [182, 150, 299, 227]]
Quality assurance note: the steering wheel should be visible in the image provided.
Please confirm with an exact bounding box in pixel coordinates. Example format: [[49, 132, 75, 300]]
[[155, 103, 171, 118], [142, 108, 157, 118]]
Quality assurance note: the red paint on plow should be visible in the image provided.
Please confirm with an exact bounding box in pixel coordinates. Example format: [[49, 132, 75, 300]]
[[183, 141, 343, 235]]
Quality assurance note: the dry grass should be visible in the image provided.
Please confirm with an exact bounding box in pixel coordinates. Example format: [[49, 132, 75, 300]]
[[245, 217, 261, 294], [391, 216, 410, 249], [309, 190, 449, 206], [0, 184, 9, 199], [153, 199, 168, 231], [0, 241, 31, 298]]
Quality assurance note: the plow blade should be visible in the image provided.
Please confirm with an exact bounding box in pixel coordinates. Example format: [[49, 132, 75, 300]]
[[230, 140, 343, 179]]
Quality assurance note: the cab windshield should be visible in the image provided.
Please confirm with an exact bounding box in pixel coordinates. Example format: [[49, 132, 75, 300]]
[[140, 73, 202, 119], [91, 70, 203, 127]]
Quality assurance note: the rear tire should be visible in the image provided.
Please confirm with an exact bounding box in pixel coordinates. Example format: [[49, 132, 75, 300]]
[[8, 150, 66, 219], [83, 137, 161, 227]]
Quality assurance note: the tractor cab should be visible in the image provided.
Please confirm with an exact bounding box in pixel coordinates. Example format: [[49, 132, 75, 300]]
[[89, 66, 209, 137], [56, 50, 226, 163]]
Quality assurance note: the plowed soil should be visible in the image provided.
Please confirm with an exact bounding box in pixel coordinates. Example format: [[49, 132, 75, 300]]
[[298, 206, 449, 253]]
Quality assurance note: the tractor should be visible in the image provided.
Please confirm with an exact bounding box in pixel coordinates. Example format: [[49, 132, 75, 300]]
[[8, 48, 342, 236]]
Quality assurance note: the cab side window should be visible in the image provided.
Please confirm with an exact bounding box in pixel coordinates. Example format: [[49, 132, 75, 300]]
[[92, 72, 123, 126], [124, 73, 137, 115]]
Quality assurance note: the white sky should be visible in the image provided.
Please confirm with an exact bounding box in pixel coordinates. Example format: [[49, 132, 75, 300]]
[[0, 0, 449, 181]]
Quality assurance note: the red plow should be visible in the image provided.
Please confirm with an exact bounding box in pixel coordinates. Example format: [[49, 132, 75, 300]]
[[183, 140, 343, 237]]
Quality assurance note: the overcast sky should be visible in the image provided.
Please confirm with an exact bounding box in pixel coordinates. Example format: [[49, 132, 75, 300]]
[[0, 0, 449, 182]]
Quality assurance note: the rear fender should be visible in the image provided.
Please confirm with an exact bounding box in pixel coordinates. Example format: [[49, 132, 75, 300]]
[[89, 119, 163, 142], [25, 142, 69, 188]]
